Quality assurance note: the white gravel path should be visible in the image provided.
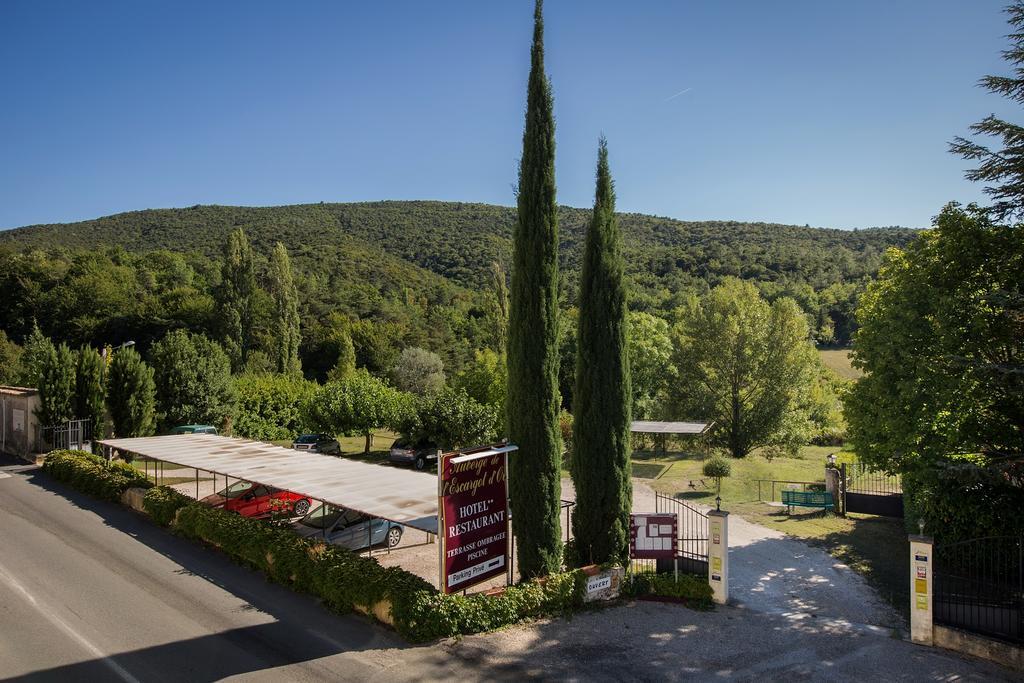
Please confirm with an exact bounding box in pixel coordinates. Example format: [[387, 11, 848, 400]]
[[561, 478, 901, 630]]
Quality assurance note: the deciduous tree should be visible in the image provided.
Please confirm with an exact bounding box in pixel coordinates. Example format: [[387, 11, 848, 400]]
[[846, 203, 1023, 477], [628, 311, 674, 419], [150, 330, 235, 431], [306, 370, 403, 453], [667, 278, 818, 458]]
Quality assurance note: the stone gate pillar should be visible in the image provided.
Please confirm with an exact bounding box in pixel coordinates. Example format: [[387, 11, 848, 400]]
[[909, 534, 934, 645], [708, 510, 729, 604]]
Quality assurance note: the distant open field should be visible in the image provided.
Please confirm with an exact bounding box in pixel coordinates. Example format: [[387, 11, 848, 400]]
[[818, 348, 862, 380]]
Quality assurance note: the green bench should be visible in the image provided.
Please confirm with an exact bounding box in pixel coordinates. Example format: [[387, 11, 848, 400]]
[[781, 489, 834, 514]]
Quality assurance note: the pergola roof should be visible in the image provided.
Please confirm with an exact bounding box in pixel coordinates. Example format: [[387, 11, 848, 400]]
[[630, 420, 711, 435], [98, 434, 439, 533]]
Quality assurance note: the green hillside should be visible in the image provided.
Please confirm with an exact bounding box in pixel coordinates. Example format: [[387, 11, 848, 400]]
[[0, 200, 916, 334]]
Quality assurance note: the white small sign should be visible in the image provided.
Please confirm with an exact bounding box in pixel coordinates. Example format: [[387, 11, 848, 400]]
[[12, 409, 24, 432], [586, 575, 612, 594]]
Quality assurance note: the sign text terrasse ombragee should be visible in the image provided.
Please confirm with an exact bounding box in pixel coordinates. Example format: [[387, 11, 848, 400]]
[[438, 445, 511, 594]]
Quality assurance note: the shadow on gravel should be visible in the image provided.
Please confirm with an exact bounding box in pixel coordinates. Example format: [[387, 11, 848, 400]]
[[15, 469, 427, 682]]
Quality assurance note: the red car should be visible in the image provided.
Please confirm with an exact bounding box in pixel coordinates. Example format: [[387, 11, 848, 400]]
[[200, 481, 312, 518]]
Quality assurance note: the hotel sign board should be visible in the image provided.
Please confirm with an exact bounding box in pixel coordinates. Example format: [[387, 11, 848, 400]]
[[438, 444, 514, 594]]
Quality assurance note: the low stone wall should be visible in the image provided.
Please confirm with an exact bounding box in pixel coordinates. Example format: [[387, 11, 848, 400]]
[[933, 625, 1023, 672], [581, 565, 625, 602], [120, 487, 148, 513]]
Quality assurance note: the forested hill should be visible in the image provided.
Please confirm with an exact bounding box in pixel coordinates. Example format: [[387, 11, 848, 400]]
[[0, 200, 916, 308]]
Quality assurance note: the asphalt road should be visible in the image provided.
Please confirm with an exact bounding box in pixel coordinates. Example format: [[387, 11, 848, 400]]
[[0, 457, 1016, 682], [0, 457, 433, 682]]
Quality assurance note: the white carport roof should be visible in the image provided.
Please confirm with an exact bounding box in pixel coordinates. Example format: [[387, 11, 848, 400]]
[[630, 420, 711, 435], [98, 434, 439, 534]]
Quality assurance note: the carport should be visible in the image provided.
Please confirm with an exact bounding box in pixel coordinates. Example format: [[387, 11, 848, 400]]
[[630, 420, 713, 456], [97, 434, 440, 535]]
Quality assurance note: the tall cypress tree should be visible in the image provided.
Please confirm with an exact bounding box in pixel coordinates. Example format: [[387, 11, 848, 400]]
[[570, 138, 632, 565], [76, 346, 106, 439], [269, 242, 302, 375], [217, 227, 257, 371], [36, 342, 75, 426], [507, 0, 562, 578], [106, 347, 156, 438]]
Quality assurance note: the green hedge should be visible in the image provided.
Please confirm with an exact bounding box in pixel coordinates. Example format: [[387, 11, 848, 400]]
[[41, 449, 152, 501], [623, 571, 714, 609], [142, 486, 193, 526], [42, 455, 595, 642], [171, 502, 588, 641]]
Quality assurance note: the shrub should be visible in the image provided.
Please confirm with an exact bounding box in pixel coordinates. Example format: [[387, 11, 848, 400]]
[[46, 452, 597, 642], [903, 465, 1024, 543], [170, 501, 589, 642], [702, 455, 731, 495], [142, 486, 193, 526], [42, 449, 151, 501], [391, 569, 588, 642], [622, 571, 713, 609]]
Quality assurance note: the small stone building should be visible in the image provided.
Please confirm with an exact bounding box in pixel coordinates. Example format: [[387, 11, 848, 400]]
[[1, 386, 42, 458]]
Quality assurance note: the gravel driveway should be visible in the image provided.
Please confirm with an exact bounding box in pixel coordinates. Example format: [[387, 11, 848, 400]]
[[561, 478, 901, 629]]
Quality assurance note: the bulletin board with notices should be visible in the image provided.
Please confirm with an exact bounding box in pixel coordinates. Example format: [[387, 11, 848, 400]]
[[629, 513, 678, 560]]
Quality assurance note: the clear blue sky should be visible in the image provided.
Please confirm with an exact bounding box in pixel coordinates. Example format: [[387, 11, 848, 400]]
[[0, 0, 1016, 230]]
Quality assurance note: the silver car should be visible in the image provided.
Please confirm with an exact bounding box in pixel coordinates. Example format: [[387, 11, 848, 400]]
[[292, 504, 403, 550]]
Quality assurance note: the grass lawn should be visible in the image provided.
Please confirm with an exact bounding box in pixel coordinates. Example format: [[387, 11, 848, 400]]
[[270, 431, 402, 466], [642, 444, 908, 618], [817, 348, 863, 380]]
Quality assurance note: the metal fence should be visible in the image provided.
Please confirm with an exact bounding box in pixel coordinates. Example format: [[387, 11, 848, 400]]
[[841, 460, 904, 517], [38, 418, 92, 452], [934, 535, 1023, 645], [844, 461, 902, 494], [627, 493, 709, 577]]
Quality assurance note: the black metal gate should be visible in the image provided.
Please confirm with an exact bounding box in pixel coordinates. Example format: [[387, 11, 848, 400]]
[[841, 461, 904, 518], [934, 536, 1023, 645], [653, 493, 709, 576]]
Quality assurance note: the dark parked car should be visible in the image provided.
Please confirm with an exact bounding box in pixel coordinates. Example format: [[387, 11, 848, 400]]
[[388, 437, 440, 470], [292, 504, 403, 550], [291, 433, 341, 455], [170, 424, 218, 435]]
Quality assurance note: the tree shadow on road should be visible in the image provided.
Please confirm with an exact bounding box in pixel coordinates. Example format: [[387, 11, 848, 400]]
[[14, 470, 437, 682]]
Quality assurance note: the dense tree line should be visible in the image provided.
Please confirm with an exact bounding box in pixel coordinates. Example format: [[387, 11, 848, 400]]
[[0, 199, 913, 347]]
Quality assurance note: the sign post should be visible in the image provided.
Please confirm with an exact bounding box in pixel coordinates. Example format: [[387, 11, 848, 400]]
[[438, 444, 515, 594]]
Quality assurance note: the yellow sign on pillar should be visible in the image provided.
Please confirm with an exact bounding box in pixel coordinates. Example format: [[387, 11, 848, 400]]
[[909, 536, 934, 645], [707, 511, 728, 605]]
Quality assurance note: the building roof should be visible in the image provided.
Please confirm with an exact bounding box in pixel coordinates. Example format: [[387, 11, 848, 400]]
[[630, 420, 711, 435], [98, 434, 440, 533]]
